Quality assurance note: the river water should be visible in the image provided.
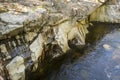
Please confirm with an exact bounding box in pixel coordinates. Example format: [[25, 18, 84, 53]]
[[28, 22, 120, 80], [42, 23, 120, 80]]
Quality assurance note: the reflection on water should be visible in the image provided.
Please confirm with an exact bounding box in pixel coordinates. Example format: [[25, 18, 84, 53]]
[[40, 23, 120, 80]]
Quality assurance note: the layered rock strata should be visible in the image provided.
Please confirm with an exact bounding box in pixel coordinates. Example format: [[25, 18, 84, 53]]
[[0, 0, 106, 80]]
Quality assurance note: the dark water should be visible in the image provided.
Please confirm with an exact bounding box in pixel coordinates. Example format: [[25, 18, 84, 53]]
[[44, 23, 120, 80]]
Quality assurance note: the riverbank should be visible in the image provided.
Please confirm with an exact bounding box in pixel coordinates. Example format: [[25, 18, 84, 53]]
[[32, 22, 120, 80]]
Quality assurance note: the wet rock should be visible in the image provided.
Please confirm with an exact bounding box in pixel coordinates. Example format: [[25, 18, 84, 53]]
[[112, 49, 120, 62], [80, 69, 90, 80]]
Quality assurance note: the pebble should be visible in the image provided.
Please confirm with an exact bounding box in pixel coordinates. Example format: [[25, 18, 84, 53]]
[[103, 44, 112, 50]]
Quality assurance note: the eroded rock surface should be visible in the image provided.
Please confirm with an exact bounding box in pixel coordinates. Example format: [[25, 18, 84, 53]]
[[90, 0, 120, 23], [0, 0, 106, 80]]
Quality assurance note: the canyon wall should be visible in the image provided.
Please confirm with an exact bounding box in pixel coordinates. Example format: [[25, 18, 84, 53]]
[[90, 0, 120, 23], [0, 0, 106, 80]]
